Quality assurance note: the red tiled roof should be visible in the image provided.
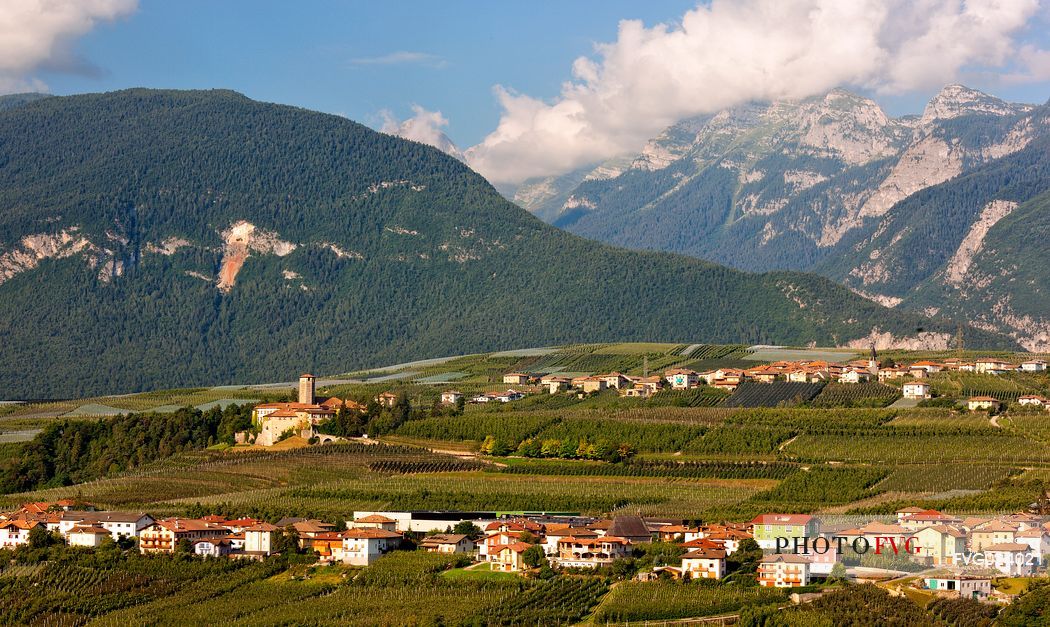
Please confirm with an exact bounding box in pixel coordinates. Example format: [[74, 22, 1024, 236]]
[[751, 514, 813, 525], [682, 548, 726, 559], [760, 554, 810, 563], [244, 522, 280, 532], [355, 514, 396, 524], [341, 528, 402, 539], [491, 541, 533, 554]]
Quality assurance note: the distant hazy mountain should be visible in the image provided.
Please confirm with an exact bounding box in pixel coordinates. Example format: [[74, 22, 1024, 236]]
[[385, 119, 466, 162], [508, 85, 1048, 349], [0, 89, 1002, 398]]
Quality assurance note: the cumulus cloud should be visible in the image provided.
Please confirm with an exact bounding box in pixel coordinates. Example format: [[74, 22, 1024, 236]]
[[0, 0, 138, 94], [350, 51, 446, 68], [381, 105, 464, 160], [465, 0, 1045, 184]]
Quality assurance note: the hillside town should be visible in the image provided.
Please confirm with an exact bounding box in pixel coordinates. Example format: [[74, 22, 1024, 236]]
[[2, 499, 1048, 605], [246, 355, 1050, 447]]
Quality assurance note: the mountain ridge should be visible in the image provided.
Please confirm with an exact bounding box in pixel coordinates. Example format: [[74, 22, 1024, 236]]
[[507, 85, 1048, 346], [0, 88, 1012, 399]]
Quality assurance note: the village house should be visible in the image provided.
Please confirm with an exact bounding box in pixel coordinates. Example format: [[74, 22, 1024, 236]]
[[486, 518, 545, 535], [664, 369, 700, 390], [634, 376, 664, 394], [699, 528, 752, 553], [543, 526, 599, 555], [751, 514, 819, 550], [838, 368, 872, 384], [656, 524, 698, 543], [709, 368, 748, 390], [596, 372, 630, 389], [419, 534, 475, 554], [193, 538, 232, 557], [301, 531, 344, 560], [225, 532, 246, 551], [878, 366, 908, 382], [606, 516, 654, 545], [680, 547, 726, 579], [787, 367, 828, 384], [139, 519, 229, 554], [909, 361, 944, 377], [572, 376, 606, 394], [494, 390, 525, 403], [911, 525, 968, 566], [758, 554, 810, 587], [243, 522, 280, 556], [1020, 359, 1048, 372], [67, 524, 111, 548], [481, 530, 533, 560], [222, 517, 263, 533], [967, 396, 1001, 411], [924, 571, 993, 600], [983, 543, 1037, 576], [0, 519, 44, 547], [58, 511, 155, 540], [895, 506, 927, 522], [502, 372, 533, 385], [540, 375, 571, 394], [490, 542, 532, 572], [970, 520, 1019, 551], [340, 528, 402, 566], [620, 386, 654, 398], [440, 390, 463, 405], [795, 545, 841, 577], [899, 509, 962, 531], [289, 519, 337, 540], [1016, 527, 1050, 557], [902, 382, 931, 400], [554, 536, 630, 568], [350, 514, 398, 532], [974, 359, 1015, 374], [746, 365, 780, 383], [1018, 395, 1047, 407], [680, 537, 725, 553]]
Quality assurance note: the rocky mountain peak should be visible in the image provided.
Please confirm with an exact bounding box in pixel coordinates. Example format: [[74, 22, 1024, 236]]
[[920, 84, 1029, 125]]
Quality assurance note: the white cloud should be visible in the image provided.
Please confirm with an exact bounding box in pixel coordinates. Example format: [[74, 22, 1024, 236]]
[[464, 0, 1045, 184], [350, 51, 446, 68], [0, 0, 138, 94], [380, 105, 464, 160], [1005, 43, 1050, 82]]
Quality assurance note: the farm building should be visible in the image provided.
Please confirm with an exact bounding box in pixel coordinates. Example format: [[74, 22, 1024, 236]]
[[967, 396, 1001, 411], [902, 382, 931, 399]]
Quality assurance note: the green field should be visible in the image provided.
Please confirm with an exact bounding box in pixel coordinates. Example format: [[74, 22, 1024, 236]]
[[5, 343, 1050, 540]]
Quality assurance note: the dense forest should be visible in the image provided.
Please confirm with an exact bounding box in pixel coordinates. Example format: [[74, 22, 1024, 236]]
[[0, 405, 252, 493], [0, 89, 1013, 398]]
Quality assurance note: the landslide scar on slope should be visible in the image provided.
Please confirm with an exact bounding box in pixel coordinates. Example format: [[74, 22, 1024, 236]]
[[217, 221, 297, 292]]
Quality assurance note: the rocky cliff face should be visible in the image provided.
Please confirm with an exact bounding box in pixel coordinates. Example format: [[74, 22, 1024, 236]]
[[512, 86, 1037, 259], [506, 84, 1048, 349]]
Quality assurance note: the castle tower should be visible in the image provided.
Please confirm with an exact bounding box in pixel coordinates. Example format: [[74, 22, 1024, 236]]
[[867, 343, 879, 375], [298, 374, 315, 405]]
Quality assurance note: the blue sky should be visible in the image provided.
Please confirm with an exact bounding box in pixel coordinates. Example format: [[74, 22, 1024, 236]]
[[37, 1, 699, 147], [13, 1, 1050, 183]]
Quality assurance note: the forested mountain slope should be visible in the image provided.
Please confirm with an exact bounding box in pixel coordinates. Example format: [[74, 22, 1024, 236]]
[[0, 89, 1011, 398]]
